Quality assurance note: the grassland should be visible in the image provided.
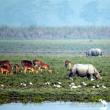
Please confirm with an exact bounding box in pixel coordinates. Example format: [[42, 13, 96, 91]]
[[0, 55, 110, 103], [0, 39, 110, 55], [0, 39, 110, 103]]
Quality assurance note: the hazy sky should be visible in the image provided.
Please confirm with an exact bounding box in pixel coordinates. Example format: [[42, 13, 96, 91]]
[[0, 0, 110, 26]]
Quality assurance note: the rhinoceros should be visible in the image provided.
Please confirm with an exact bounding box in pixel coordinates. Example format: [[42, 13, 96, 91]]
[[86, 48, 103, 56], [64, 61, 102, 80], [69, 64, 102, 79]]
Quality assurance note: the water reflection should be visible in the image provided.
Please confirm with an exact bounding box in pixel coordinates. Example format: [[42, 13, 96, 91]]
[[0, 102, 109, 110], [99, 107, 107, 110]]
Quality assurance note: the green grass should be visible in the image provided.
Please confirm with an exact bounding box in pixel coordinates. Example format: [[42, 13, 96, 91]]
[[0, 39, 110, 55], [0, 55, 110, 103]]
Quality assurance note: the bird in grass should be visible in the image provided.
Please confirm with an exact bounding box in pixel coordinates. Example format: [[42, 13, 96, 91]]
[[23, 83, 26, 87], [57, 82, 62, 85], [45, 82, 50, 85], [81, 82, 87, 86], [91, 78, 95, 81], [1, 84, 4, 87], [92, 86, 96, 88], [29, 82, 33, 86], [53, 84, 61, 88], [102, 85, 106, 89], [70, 82, 75, 86], [96, 84, 100, 88], [99, 99, 107, 107], [20, 83, 26, 87], [77, 85, 81, 88]]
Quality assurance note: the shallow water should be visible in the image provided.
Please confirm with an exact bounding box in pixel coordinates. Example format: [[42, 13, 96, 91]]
[[0, 102, 109, 110]]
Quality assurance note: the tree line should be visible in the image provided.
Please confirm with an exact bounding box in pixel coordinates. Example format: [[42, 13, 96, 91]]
[[0, 26, 110, 40]]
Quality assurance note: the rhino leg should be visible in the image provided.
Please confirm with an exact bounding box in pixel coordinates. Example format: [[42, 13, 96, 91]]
[[87, 73, 90, 79], [87, 73, 94, 80], [68, 70, 76, 78], [90, 74, 94, 80]]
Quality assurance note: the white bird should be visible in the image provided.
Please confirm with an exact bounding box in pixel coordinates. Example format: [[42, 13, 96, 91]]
[[70, 82, 75, 86], [102, 85, 106, 89], [99, 99, 107, 106], [96, 84, 100, 88], [69, 77, 73, 81], [77, 85, 81, 88], [53, 84, 61, 88], [20, 83, 23, 86], [70, 85, 78, 89], [23, 83, 26, 87], [21, 83, 26, 87], [69, 82, 75, 88], [57, 82, 61, 85], [56, 85, 61, 88], [45, 82, 50, 85], [1, 84, 4, 87], [81, 82, 87, 86], [29, 82, 33, 86], [91, 78, 95, 81], [92, 86, 95, 88]]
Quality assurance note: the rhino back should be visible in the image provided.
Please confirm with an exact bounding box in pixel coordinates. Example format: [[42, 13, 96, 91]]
[[75, 64, 89, 75]]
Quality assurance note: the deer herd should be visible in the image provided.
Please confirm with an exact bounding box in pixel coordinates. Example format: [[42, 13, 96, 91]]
[[0, 59, 50, 75]]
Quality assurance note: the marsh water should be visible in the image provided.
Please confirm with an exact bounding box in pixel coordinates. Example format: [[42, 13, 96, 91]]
[[0, 102, 109, 110]]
